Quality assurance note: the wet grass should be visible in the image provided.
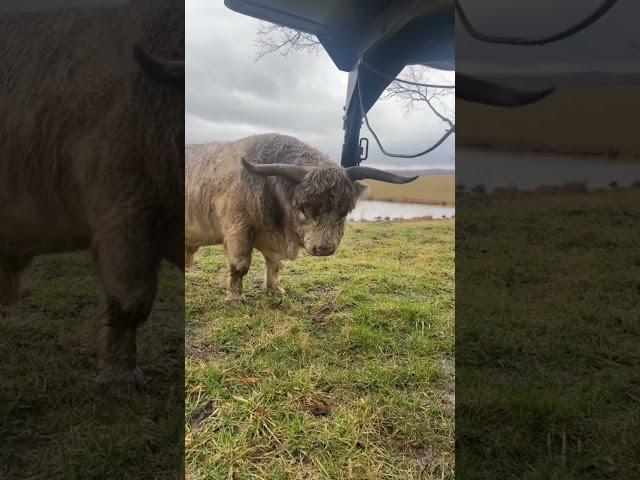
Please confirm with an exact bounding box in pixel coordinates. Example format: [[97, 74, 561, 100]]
[[0, 255, 184, 479], [456, 188, 640, 479], [185, 219, 454, 479]]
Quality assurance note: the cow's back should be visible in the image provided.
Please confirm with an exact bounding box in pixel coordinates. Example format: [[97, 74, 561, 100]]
[[0, 0, 184, 256], [184, 134, 338, 248], [185, 141, 243, 246]]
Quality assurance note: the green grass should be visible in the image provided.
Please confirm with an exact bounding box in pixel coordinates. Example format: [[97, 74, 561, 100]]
[[456, 188, 640, 479], [185, 219, 455, 480], [0, 255, 184, 479]]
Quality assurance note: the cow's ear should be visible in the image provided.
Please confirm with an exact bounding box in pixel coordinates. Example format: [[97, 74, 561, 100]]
[[354, 181, 368, 197]]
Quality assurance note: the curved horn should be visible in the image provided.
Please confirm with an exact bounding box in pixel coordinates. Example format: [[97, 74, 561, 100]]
[[133, 44, 184, 88], [346, 166, 419, 184], [457, 74, 554, 107], [241, 157, 309, 184]]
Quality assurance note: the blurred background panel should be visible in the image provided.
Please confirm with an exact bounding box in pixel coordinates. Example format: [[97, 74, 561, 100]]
[[0, 1, 184, 478], [456, 1, 640, 478]]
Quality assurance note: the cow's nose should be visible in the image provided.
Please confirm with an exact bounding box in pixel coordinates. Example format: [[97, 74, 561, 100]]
[[312, 246, 335, 256]]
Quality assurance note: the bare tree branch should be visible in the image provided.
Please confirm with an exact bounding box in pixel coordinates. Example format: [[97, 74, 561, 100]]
[[254, 23, 321, 61], [380, 65, 454, 126], [254, 25, 454, 126]]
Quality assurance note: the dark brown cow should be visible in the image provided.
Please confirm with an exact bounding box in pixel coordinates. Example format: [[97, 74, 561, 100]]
[[0, 0, 184, 394]]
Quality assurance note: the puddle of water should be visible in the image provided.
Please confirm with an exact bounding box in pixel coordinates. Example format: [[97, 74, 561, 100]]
[[457, 148, 640, 191], [349, 200, 455, 221]]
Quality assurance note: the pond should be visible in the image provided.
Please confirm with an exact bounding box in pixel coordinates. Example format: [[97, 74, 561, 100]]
[[457, 148, 640, 191], [349, 200, 455, 221]]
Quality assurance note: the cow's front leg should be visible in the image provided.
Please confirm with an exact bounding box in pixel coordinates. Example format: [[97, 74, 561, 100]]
[[93, 234, 160, 396], [224, 234, 252, 305], [263, 254, 285, 296], [0, 256, 33, 306], [185, 246, 198, 269]]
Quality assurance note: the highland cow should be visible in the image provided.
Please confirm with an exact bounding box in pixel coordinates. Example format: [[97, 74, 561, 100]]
[[185, 133, 417, 304]]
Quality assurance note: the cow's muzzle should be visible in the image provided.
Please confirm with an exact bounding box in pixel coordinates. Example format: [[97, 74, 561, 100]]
[[309, 245, 336, 257]]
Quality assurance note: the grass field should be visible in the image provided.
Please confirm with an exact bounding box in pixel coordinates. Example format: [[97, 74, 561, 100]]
[[456, 188, 640, 478], [457, 87, 640, 157], [364, 176, 455, 206], [185, 220, 455, 479], [0, 257, 184, 479]]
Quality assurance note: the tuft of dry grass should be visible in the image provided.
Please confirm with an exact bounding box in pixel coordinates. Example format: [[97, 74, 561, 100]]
[[364, 176, 455, 206], [457, 86, 640, 157]]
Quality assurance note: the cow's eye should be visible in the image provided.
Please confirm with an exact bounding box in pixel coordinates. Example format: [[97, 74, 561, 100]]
[[298, 210, 307, 222]]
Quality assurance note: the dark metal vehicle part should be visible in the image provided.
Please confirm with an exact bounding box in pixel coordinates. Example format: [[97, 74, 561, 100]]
[[224, 0, 619, 166]]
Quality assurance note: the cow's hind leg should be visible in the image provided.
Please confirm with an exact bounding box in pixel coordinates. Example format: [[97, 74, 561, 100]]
[[0, 256, 32, 306], [93, 235, 160, 396], [224, 233, 252, 305]]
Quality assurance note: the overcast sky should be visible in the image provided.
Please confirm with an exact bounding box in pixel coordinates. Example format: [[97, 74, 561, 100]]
[[186, 1, 455, 170]]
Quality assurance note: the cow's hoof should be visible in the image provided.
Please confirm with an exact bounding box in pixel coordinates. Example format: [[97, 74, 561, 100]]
[[267, 285, 286, 296], [97, 366, 149, 397], [225, 293, 247, 306]]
